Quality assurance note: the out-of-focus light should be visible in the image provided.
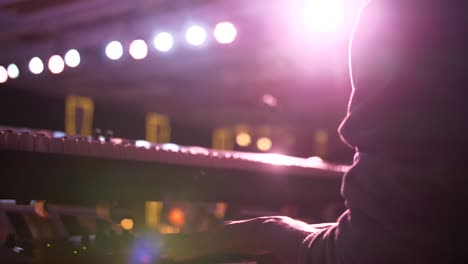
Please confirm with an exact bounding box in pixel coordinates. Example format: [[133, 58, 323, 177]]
[[7, 64, 19, 79], [186, 25, 207, 46], [121, 218, 134, 230], [48, 55, 65, 74], [29, 57, 44, 74], [135, 140, 151, 148], [64, 49, 80, 68], [46, 243, 51, 248], [153, 32, 174, 52], [129, 39, 148, 60], [73, 250, 78, 254], [303, 0, 344, 32], [168, 208, 185, 227], [236, 132, 251, 147], [214, 22, 237, 44], [262, 94, 278, 107], [105, 41, 123, 60], [315, 130, 328, 144], [0, 66, 7, 83], [257, 137, 272, 151]]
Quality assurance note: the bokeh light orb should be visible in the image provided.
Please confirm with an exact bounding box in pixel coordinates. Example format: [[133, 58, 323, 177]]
[[7, 64, 19, 79], [214, 22, 237, 44], [48, 55, 65, 74], [185, 25, 207, 46], [64, 49, 80, 68], [236, 132, 251, 147], [105, 41, 124, 60], [303, 0, 344, 32], [168, 208, 185, 227], [153, 32, 174, 52], [29, 57, 44, 74], [121, 218, 134, 230], [257, 137, 272, 152], [129, 39, 148, 60], [0, 66, 7, 83]]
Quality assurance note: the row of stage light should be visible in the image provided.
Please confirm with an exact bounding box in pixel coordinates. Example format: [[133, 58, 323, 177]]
[[0, 22, 237, 84]]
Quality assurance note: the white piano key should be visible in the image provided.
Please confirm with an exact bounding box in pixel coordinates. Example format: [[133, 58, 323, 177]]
[[0, 131, 4, 148], [75, 139, 90, 156], [33, 134, 50, 153], [49, 138, 65, 153], [1, 131, 20, 150], [18, 132, 34, 152]]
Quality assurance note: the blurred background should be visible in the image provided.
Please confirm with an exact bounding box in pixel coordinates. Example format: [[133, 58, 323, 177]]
[[0, 0, 360, 163], [0, 0, 360, 262]]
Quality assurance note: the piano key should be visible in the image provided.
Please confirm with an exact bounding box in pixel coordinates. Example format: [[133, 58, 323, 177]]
[[18, 132, 34, 152], [49, 137, 65, 154], [1, 130, 20, 150], [33, 134, 50, 153]]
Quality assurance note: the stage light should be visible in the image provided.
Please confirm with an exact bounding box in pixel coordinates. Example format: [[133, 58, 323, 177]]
[[29, 57, 44, 74], [236, 132, 251, 147], [257, 137, 272, 152], [185, 25, 207, 46], [48, 55, 65, 74], [153, 32, 174, 52], [129, 39, 148, 60], [121, 218, 134, 230], [214, 22, 237, 44], [302, 0, 344, 32], [7, 64, 19, 79], [64, 49, 80, 68], [0, 66, 7, 83], [105, 41, 123, 60]]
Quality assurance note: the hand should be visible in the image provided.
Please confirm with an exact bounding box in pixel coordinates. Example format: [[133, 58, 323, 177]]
[[162, 216, 320, 264]]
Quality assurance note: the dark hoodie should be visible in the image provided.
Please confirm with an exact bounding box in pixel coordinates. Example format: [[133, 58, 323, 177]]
[[300, 1, 468, 263]]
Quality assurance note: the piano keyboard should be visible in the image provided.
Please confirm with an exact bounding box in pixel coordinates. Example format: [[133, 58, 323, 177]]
[[0, 127, 347, 204]]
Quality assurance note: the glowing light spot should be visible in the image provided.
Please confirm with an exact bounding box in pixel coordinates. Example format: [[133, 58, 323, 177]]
[[82, 246, 87, 250], [105, 41, 123, 60], [236, 132, 251, 147], [121, 218, 134, 230], [186, 25, 207, 46], [315, 130, 328, 144], [168, 208, 185, 227], [7, 64, 19, 79], [64, 49, 80, 68], [46, 243, 51, 248], [0, 66, 7, 83], [29, 57, 44, 74], [257, 137, 272, 151], [153, 32, 174, 52], [48, 55, 65, 74], [303, 0, 344, 32], [129, 39, 148, 60], [262, 94, 277, 107], [214, 22, 237, 44], [73, 250, 78, 254]]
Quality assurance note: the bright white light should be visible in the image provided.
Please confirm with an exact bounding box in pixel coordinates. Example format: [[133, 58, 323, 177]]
[[105, 41, 123, 60], [48, 55, 65, 74], [29, 57, 44, 74], [303, 0, 344, 32], [64, 49, 80, 68], [185, 25, 207, 46], [129, 39, 148, 60], [7, 64, 19, 79], [214, 22, 237, 44], [153, 32, 174, 52], [0, 66, 7, 83]]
